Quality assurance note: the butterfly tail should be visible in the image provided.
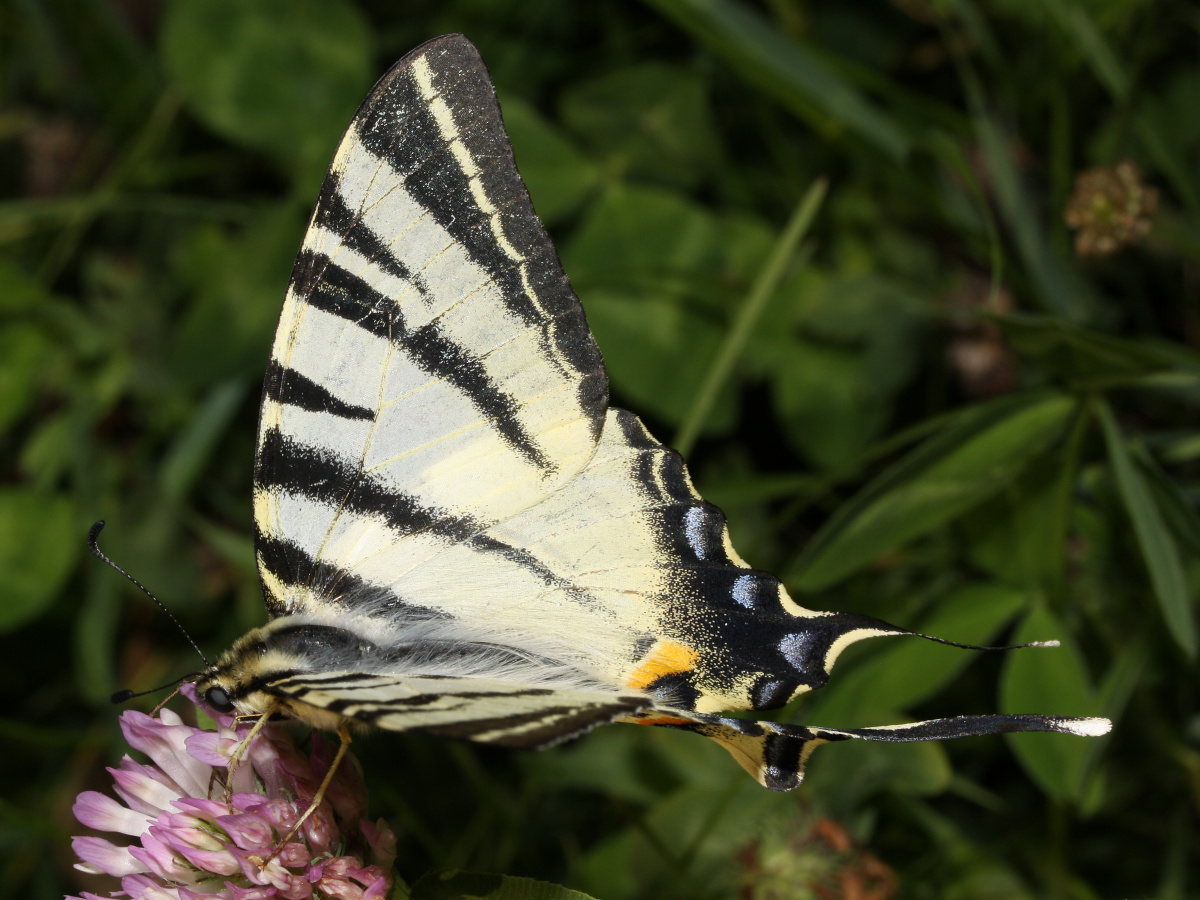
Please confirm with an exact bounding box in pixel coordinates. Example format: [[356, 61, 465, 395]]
[[626, 710, 1111, 792]]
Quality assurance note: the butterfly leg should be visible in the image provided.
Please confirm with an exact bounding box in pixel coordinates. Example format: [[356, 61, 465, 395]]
[[259, 722, 352, 867], [223, 706, 276, 804]]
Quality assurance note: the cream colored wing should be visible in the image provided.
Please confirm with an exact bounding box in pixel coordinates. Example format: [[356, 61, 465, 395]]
[[266, 671, 647, 749], [254, 35, 606, 617]]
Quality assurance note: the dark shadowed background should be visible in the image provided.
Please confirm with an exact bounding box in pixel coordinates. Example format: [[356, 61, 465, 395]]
[[1, 0, 1198, 897]]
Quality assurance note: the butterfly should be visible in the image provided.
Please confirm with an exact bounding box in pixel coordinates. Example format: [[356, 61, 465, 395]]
[[190, 33, 1109, 798]]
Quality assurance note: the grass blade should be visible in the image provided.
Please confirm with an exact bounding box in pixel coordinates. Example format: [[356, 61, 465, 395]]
[[1095, 397, 1197, 658], [673, 177, 826, 456]]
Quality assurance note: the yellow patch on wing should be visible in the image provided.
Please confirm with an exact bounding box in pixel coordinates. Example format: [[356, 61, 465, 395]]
[[625, 639, 698, 691]]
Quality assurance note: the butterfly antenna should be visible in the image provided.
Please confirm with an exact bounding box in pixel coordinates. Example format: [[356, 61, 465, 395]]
[[87, 521, 210, 667], [111, 674, 200, 705]]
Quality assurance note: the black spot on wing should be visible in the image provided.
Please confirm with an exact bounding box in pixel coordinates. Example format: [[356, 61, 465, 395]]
[[264, 359, 374, 422], [255, 427, 478, 542], [652, 504, 734, 566], [642, 670, 700, 710]]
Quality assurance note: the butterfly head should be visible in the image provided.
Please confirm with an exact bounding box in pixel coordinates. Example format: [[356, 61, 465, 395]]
[[192, 619, 363, 732], [192, 625, 298, 721]]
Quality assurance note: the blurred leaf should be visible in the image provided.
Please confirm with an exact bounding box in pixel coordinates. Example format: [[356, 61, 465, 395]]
[[161, 0, 372, 178], [806, 732, 953, 817], [643, 0, 909, 159], [0, 323, 52, 433], [584, 291, 735, 433], [565, 185, 737, 431], [410, 871, 598, 900], [564, 184, 720, 303], [1132, 443, 1200, 559], [1043, 0, 1129, 101], [523, 726, 683, 805], [172, 207, 305, 387], [994, 313, 1199, 384], [500, 95, 599, 226], [160, 379, 250, 505], [0, 258, 48, 313], [972, 112, 1093, 323], [0, 489, 77, 632], [1096, 398, 1197, 657], [575, 779, 783, 900], [1001, 603, 1101, 802], [963, 454, 1065, 588], [791, 392, 1077, 591], [559, 62, 720, 190]]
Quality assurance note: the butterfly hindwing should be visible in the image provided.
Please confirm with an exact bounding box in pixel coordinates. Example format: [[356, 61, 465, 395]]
[[267, 673, 647, 749]]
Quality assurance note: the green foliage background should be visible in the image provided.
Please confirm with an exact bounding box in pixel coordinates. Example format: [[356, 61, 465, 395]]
[[2, 0, 1198, 897]]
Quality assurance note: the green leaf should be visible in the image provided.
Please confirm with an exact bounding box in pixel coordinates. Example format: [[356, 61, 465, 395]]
[[962, 454, 1067, 589], [993, 313, 1199, 384], [564, 185, 737, 431], [1001, 603, 1102, 802], [563, 184, 721, 304], [161, 0, 372, 178], [409, 871, 598, 900], [0, 323, 52, 433], [1096, 398, 1197, 657], [584, 291, 735, 433], [1130, 443, 1200, 558], [500, 95, 599, 226], [0, 489, 78, 631], [172, 207, 305, 386], [559, 62, 720, 190], [790, 392, 1077, 591], [160, 379, 250, 504], [643, 0, 910, 160], [0, 258, 49, 313], [806, 733, 953, 814]]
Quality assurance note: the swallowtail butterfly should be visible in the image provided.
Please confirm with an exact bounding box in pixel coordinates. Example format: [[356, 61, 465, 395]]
[[193, 34, 1109, 792]]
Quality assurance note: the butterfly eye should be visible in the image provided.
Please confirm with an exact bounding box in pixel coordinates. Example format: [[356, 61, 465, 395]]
[[206, 686, 235, 713]]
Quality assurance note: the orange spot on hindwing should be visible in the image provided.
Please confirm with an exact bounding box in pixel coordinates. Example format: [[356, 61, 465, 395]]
[[625, 639, 699, 692]]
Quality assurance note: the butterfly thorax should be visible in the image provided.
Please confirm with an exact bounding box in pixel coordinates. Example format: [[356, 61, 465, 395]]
[[194, 618, 378, 729]]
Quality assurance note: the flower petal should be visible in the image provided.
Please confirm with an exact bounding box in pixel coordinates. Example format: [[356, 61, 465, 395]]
[[122, 874, 183, 900], [129, 830, 192, 881], [74, 790, 153, 836], [119, 710, 211, 797], [360, 818, 397, 868], [227, 885, 278, 900], [110, 758, 185, 815], [71, 836, 149, 876], [215, 812, 275, 851]]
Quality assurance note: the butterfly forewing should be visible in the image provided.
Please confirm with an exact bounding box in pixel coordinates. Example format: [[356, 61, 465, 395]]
[[254, 35, 607, 619]]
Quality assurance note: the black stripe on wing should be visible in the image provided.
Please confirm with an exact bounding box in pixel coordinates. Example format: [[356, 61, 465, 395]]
[[264, 359, 374, 422], [297, 254, 551, 470], [256, 428, 479, 542], [255, 532, 449, 619], [310, 175, 430, 296]]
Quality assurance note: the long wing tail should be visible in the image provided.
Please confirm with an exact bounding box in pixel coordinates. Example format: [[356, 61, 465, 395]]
[[621, 710, 1111, 791]]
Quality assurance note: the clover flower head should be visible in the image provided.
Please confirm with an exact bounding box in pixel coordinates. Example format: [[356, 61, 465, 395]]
[[1064, 159, 1158, 257], [69, 686, 396, 900]]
